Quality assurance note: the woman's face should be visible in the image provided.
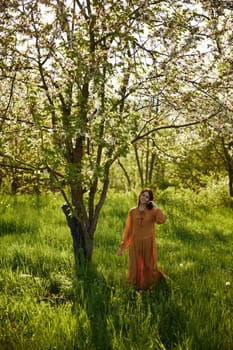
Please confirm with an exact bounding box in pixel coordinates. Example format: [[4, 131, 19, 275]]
[[139, 191, 150, 205]]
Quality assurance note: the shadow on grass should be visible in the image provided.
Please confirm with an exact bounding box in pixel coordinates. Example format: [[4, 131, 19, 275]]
[[73, 264, 188, 350], [140, 279, 188, 350], [0, 218, 37, 237], [173, 224, 207, 245], [73, 263, 112, 350]]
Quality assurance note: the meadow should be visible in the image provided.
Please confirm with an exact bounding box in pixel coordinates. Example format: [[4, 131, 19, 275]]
[[0, 184, 232, 350]]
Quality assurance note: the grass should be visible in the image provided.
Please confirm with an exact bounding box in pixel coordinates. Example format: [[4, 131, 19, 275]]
[[0, 187, 232, 350]]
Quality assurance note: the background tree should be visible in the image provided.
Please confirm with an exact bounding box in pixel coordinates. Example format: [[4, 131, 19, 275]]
[[170, 0, 233, 196]]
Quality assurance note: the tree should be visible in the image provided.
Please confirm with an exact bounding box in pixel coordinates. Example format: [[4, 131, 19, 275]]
[[190, 0, 233, 196], [127, 0, 233, 195]]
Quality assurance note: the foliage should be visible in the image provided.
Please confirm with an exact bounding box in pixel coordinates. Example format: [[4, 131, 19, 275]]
[[0, 188, 232, 349]]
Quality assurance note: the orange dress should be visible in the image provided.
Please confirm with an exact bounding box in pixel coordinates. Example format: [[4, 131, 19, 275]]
[[120, 206, 167, 290]]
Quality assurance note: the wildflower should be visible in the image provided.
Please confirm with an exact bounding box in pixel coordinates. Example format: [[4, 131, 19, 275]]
[[225, 281, 230, 286]]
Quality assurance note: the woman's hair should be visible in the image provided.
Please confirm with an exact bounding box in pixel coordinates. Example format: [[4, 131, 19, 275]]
[[137, 188, 154, 207]]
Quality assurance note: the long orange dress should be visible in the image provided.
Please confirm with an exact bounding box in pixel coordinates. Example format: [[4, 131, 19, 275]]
[[120, 206, 167, 290]]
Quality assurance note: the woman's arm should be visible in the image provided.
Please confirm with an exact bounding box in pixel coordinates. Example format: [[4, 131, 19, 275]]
[[117, 210, 133, 255], [154, 207, 167, 224]]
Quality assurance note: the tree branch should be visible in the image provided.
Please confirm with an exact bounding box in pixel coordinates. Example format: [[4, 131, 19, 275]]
[[131, 108, 223, 144]]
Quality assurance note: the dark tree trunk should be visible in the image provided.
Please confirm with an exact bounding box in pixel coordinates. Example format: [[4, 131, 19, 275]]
[[62, 204, 93, 265], [229, 169, 233, 197], [221, 137, 233, 198], [134, 145, 144, 187]]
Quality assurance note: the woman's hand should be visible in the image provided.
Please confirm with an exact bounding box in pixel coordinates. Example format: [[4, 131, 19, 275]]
[[148, 201, 158, 208], [117, 248, 123, 256]]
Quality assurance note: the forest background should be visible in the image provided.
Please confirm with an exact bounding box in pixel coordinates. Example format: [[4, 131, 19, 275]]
[[0, 1, 233, 348]]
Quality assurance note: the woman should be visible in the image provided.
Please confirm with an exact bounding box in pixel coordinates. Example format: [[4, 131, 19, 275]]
[[117, 188, 167, 290]]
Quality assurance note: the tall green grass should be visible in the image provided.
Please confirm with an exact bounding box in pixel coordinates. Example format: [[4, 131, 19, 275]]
[[0, 187, 232, 350]]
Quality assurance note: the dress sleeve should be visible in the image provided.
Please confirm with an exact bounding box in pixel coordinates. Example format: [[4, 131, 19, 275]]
[[120, 210, 133, 251], [154, 208, 167, 224]]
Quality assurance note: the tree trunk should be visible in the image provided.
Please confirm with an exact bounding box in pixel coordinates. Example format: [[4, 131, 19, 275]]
[[221, 137, 233, 198], [228, 168, 233, 197], [134, 145, 144, 187], [62, 204, 93, 265]]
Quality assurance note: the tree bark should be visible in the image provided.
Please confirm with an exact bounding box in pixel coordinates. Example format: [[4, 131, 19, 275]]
[[62, 204, 93, 265], [221, 137, 233, 198], [228, 168, 233, 198]]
